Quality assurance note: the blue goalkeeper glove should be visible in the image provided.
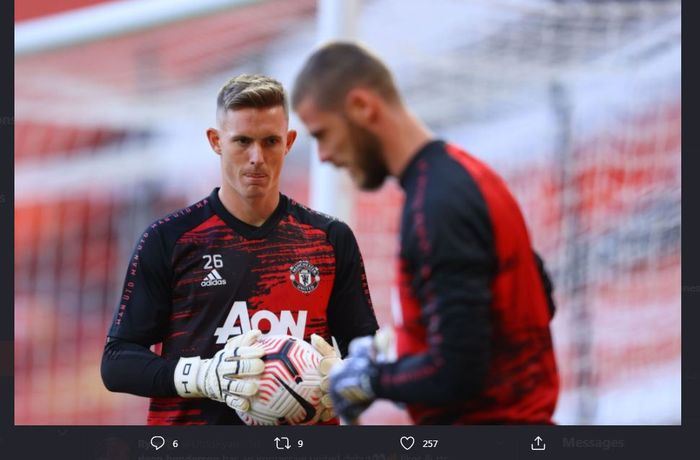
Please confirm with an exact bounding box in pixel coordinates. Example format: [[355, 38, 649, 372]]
[[328, 336, 379, 424]]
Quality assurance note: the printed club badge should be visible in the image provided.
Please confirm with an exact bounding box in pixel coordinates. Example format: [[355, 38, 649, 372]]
[[289, 260, 320, 293]]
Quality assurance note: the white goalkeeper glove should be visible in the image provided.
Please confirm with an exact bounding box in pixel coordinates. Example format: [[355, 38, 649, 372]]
[[373, 326, 397, 363], [173, 329, 265, 412], [310, 334, 342, 422]]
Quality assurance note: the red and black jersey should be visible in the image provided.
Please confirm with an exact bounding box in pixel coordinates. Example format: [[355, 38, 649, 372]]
[[105, 188, 378, 425], [372, 140, 559, 424]]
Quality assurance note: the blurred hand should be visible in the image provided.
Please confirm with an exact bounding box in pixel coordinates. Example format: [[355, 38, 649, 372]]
[[328, 335, 379, 424]]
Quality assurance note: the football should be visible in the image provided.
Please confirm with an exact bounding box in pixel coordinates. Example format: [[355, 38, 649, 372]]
[[236, 334, 324, 425]]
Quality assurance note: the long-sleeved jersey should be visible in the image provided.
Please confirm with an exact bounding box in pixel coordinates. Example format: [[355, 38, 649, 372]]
[[372, 140, 559, 424], [102, 188, 378, 425]]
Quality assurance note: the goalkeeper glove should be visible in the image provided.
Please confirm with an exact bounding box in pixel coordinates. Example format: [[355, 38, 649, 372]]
[[373, 326, 397, 363], [310, 334, 342, 421], [173, 329, 264, 411], [328, 335, 379, 424]]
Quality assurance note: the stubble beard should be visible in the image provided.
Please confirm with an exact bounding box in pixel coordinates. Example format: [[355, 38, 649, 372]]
[[347, 121, 389, 191]]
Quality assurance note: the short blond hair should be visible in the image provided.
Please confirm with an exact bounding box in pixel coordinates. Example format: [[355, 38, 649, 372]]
[[217, 74, 288, 118]]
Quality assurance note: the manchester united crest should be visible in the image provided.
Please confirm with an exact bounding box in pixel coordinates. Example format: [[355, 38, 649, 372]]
[[289, 260, 320, 293]]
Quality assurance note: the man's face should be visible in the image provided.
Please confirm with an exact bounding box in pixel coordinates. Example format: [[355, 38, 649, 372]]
[[208, 106, 295, 202], [295, 97, 389, 190]]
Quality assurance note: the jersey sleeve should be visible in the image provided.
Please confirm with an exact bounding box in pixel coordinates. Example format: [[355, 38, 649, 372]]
[[101, 337, 178, 397], [372, 184, 497, 404], [326, 221, 379, 357], [108, 224, 173, 346]]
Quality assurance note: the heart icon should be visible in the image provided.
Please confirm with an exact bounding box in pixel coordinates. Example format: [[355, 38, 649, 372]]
[[400, 436, 415, 451]]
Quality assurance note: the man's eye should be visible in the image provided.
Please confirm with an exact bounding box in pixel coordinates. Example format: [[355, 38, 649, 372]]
[[266, 138, 280, 146], [236, 138, 251, 145]]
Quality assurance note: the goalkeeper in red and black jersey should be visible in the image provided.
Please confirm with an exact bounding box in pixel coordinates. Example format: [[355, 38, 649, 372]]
[[101, 74, 378, 425], [292, 42, 559, 424]]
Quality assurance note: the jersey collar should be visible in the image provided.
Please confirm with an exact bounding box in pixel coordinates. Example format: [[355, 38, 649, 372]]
[[398, 139, 445, 189], [208, 188, 288, 240]]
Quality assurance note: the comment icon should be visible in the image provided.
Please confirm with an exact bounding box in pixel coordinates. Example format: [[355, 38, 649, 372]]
[[150, 436, 165, 451]]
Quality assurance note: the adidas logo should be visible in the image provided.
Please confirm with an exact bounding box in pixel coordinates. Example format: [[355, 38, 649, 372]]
[[201, 269, 227, 287]]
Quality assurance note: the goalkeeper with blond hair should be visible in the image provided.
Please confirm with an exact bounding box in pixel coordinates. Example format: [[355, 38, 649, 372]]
[[101, 74, 377, 425]]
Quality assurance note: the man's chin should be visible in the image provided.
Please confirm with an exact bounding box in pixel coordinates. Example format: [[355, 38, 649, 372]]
[[242, 186, 272, 199], [348, 168, 384, 191], [357, 175, 386, 191]]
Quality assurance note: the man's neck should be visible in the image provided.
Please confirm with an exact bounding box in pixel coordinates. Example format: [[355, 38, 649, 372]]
[[218, 187, 280, 227], [380, 107, 433, 178]]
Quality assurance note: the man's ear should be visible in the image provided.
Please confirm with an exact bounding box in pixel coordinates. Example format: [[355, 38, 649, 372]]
[[285, 129, 298, 155], [345, 88, 378, 126], [206, 128, 221, 155]]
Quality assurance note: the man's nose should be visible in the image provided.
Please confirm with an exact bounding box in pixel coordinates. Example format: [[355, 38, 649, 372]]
[[249, 142, 264, 164], [317, 146, 333, 163]]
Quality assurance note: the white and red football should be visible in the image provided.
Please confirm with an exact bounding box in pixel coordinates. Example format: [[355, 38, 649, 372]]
[[236, 334, 323, 426]]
